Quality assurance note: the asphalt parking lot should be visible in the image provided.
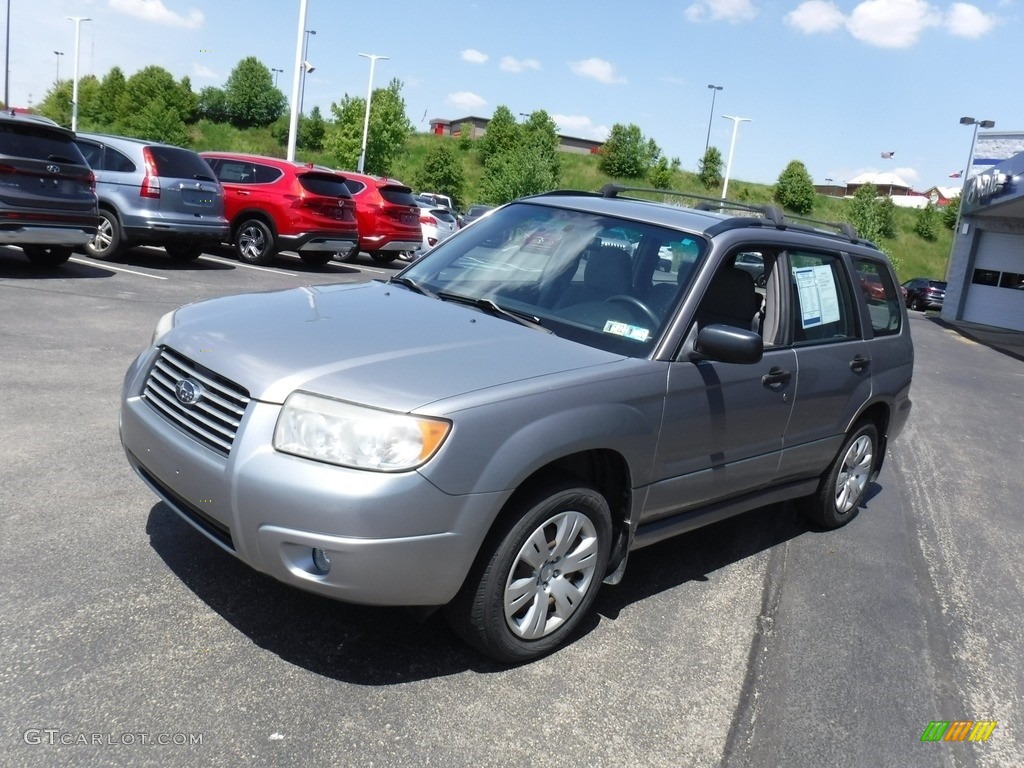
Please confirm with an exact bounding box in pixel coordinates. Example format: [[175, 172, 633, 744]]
[[2, 244, 1022, 768]]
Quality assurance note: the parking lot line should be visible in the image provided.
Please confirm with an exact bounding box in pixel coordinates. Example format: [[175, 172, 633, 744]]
[[198, 255, 298, 276], [69, 257, 168, 280]]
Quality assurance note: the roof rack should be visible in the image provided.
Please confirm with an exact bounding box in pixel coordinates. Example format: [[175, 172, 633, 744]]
[[598, 183, 860, 243]]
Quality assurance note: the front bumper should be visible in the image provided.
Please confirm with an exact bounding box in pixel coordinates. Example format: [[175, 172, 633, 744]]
[[120, 352, 504, 606]]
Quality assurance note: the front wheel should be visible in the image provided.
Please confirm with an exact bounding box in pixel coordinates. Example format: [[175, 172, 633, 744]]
[[445, 481, 612, 663], [23, 246, 72, 267], [85, 209, 123, 260], [799, 421, 878, 529], [369, 251, 398, 264], [234, 219, 275, 265]]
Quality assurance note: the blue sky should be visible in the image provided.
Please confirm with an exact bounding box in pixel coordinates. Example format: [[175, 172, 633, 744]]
[[7, 0, 1018, 191]]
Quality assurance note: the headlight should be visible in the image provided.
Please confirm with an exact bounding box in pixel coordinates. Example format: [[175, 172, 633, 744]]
[[151, 310, 176, 345], [273, 392, 451, 471]]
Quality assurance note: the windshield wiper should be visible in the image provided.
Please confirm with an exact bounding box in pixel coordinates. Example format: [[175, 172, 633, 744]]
[[437, 291, 551, 333], [386, 275, 437, 298], [47, 154, 78, 163]]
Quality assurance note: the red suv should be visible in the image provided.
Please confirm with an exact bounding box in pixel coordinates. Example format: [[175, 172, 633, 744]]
[[201, 152, 358, 266], [335, 171, 422, 264]]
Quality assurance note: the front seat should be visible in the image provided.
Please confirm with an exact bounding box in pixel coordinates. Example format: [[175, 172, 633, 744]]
[[556, 245, 633, 308], [697, 267, 761, 330]]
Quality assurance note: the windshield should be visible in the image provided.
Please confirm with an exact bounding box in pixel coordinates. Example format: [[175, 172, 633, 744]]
[[398, 200, 707, 356]]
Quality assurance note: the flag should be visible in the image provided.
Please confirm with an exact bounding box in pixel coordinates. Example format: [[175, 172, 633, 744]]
[[880, 151, 895, 159], [949, 171, 962, 178]]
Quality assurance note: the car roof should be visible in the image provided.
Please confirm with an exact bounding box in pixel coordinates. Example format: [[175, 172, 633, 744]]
[[0, 109, 74, 138], [75, 131, 190, 150], [201, 151, 320, 170]]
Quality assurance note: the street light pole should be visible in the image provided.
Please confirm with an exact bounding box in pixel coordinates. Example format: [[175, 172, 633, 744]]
[[272, 67, 283, 87], [286, 0, 309, 161], [54, 51, 64, 83], [298, 29, 315, 115], [357, 53, 388, 174], [946, 116, 995, 279], [720, 115, 751, 198], [704, 84, 722, 156], [66, 16, 91, 131]]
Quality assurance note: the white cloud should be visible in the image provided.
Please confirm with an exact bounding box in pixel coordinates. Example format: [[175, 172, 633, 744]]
[[500, 56, 542, 73], [785, 1, 846, 32], [446, 91, 487, 111], [847, 0, 943, 48], [894, 165, 921, 186], [568, 58, 626, 84], [461, 49, 489, 64], [685, 0, 758, 23], [108, 0, 205, 29], [191, 63, 218, 80], [945, 3, 997, 38], [552, 114, 611, 141]]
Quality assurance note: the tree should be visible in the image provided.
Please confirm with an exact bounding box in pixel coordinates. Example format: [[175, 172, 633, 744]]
[[849, 184, 888, 243], [300, 105, 326, 152], [415, 141, 465, 205], [326, 78, 413, 175], [223, 57, 286, 128], [96, 67, 127, 127], [648, 157, 672, 189], [773, 160, 816, 214], [478, 106, 519, 165], [117, 66, 194, 138], [125, 95, 189, 146], [942, 196, 960, 230], [520, 109, 561, 184], [480, 144, 557, 204], [599, 123, 659, 178], [198, 86, 230, 123], [914, 202, 940, 241], [698, 147, 723, 191], [37, 81, 73, 127]]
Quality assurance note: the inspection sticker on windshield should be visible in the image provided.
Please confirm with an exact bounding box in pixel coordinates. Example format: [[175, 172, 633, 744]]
[[603, 320, 650, 342], [794, 265, 841, 329]]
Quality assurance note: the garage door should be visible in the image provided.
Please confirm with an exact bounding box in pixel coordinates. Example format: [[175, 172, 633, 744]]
[[963, 231, 1024, 331]]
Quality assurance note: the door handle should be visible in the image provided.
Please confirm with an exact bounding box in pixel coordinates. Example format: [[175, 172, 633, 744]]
[[761, 367, 792, 390], [849, 355, 870, 373]]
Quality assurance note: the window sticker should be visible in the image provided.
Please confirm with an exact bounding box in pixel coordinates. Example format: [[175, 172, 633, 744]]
[[603, 320, 650, 342], [794, 265, 841, 329]]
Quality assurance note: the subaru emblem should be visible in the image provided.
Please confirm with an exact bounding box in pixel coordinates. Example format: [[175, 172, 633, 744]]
[[46, 164, 60, 174], [174, 378, 202, 406]]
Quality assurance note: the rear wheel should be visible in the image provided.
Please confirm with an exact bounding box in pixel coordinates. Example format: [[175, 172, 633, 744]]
[[799, 421, 878, 529], [23, 246, 73, 267], [235, 219, 275, 265], [369, 251, 398, 264], [164, 243, 204, 262], [445, 480, 612, 663], [85, 209, 123, 260], [336, 250, 360, 263], [299, 252, 333, 267]]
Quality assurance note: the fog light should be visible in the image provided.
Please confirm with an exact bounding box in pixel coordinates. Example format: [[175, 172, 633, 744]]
[[311, 547, 331, 574]]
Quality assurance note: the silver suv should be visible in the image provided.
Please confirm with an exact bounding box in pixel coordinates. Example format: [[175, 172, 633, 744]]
[[0, 111, 98, 266], [74, 133, 228, 262], [120, 186, 913, 662]]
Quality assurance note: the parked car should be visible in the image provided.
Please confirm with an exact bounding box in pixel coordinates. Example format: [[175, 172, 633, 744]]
[[201, 152, 358, 266], [337, 171, 422, 264], [461, 204, 496, 227], [120, 185, 913, 663], [733, 251, 766, 287], [415, 200, 458, 251], [901, 277, 946, 311], [74, 133, 227, 262], [0, 111, 98, 266]]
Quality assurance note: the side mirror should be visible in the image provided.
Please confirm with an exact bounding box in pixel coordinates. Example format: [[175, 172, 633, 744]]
[[691, 324, 763, 364]]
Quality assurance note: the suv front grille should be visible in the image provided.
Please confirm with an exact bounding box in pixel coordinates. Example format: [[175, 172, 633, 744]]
[[143, 347, 250, 456]]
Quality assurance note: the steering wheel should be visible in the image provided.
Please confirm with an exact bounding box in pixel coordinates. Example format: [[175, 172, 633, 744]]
[[605, 295, 660, 328]]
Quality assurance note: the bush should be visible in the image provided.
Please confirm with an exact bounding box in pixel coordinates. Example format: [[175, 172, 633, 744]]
[[773, 160, 816, 215]]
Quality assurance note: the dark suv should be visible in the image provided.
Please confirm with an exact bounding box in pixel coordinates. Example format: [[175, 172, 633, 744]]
[[74, 133, 227, 262], [901, 277, 946, 311], [0, 111, 98, 266], [120, 185, 913, 662]]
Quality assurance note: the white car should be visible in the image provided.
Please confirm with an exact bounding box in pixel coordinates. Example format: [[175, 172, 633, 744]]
[[415, 200, 458, 252]]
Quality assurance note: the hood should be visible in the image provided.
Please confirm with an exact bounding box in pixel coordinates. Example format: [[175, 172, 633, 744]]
[[161, 281, 624, 411]]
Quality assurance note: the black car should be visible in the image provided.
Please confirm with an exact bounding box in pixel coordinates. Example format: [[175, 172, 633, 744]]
[[901, 277, 946, 311], [0, 111, 98, 266]]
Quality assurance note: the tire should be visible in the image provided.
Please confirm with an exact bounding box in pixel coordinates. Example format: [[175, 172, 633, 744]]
[[164, 243, 204, 262], [445, 481, 612, 663], [369, 251, 398, 264], [799, 421, 878, 529], [336, 249, 360, 263], [23, 246, 72, 267], [85, 209, 123, 260], [299, 252, 333, 267], [234, 219, 275, 265]]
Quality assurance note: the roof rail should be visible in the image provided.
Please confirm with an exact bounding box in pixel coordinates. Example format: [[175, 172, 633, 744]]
[[598, 183, 860, 243]]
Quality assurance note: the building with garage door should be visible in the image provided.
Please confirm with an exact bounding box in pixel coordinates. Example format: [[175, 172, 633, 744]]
[[942, 132, 1024, 332]]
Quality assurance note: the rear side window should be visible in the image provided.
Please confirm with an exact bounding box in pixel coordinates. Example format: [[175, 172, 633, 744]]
[[148, 146, 215, 181], [343, 179, 367, 196], [212, 160, 282, 185], [789, 250, 857, 344], [1, 124, 86, 163], [298, 173, 352, 198], [380, 185, 417, 206], [851, 256, 902, 336]]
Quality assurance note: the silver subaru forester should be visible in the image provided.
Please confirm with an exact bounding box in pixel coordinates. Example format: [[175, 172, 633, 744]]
[[120, 186, 913, 662]]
